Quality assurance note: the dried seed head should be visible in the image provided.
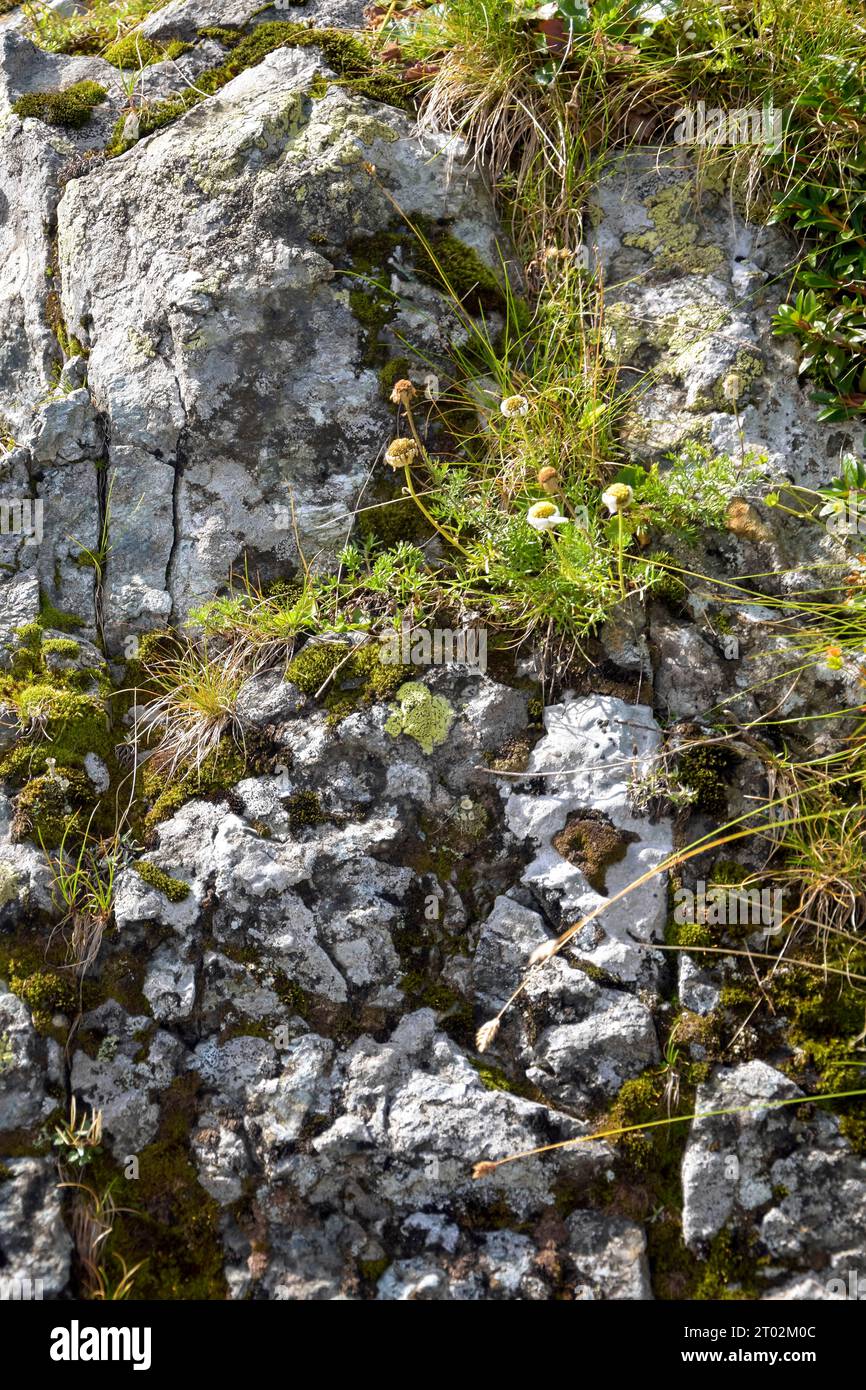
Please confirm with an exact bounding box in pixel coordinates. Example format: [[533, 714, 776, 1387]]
[[390, 378, 417, 407], [528, 938, 559, 966], [472, 1161, 498, 1180], [537, 466, 559, 495], [384, 437, 419, 471], [476, 1018, 501, 1052]]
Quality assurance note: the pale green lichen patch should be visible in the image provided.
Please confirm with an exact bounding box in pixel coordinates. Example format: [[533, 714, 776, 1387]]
[[385, 682, 455, 754], [0, 862, 19, 908], [604, 299, 732, 370], [711, 347, 765, 411], [624, 183, 724, 275]]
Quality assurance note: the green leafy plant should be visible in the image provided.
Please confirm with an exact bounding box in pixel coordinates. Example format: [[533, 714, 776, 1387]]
[[53, 1097, 103, 1168]]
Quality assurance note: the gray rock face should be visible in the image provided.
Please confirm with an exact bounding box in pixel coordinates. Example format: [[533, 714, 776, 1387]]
[[592, 150, 858, 488], [0, 103, 71, 429], [567, 1210, 652, 1300], [473, 895, 659, 1111], [504, 694, 673, 984], [0, 988, 61, 1132], [71, 1010, 188, 1158], [1, 5, 863, 1307], [682, 1062, 866, 1263], [220, 1008, 613, 1298], [56, 45, 501, 649], [235, 669, 305, 726], [0, 1158, 72, 1298]]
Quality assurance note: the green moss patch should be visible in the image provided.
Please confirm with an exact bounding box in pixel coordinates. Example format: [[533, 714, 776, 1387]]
[[346, 222, 503, 367], [13, 80, 107, 129], [675, 745, 735, 818], [6, 955, 85, 1035], [551, 812, 636, 894], [104, 33, 190, 67], [142, 740, 247, 832], [286, 639, 408, 723], [104, 33, 160, 66], [357, 487, 432, 549], [286, 790, 325, 832], [134, 860, 190, 902], [413, 219, 505, 313], [12, 767, 93, 846], [108, 20, 408, 154], [87, 1075, 226, 1300]]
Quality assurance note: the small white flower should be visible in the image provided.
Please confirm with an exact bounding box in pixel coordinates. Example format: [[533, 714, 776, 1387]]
[[602, 482, 634, 515], [527, 501, 568, 531], [500, 394, 529, 418]]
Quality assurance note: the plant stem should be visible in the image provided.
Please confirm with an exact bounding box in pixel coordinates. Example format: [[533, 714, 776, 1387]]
[[401, 464, 472, 559], [401, 400, 473, 559]]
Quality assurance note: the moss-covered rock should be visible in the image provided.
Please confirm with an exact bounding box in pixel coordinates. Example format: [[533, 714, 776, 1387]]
[[286, 639, 408, 723], [286, 789, 325, 832], [675, 745, 734, 818], [7, 958, 82, 1033], [13, 80, 107, 129], [104, 33, 161, 67], [87, 1074, 226, 1300], [142, 741, 247, 832], [12, 767, 93, 845], [108, 20, 406, 155], [104, 34, 190, 67]]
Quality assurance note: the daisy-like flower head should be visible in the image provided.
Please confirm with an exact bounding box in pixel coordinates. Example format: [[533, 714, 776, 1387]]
[[384, 437, 419, 471], [818, 497, 846, 518], [390, 378, 417, 407], [500, 393, 529, 418], [602, 482, 634, 515], [527, 500, 568, 531], [722, 372, 743, 403]]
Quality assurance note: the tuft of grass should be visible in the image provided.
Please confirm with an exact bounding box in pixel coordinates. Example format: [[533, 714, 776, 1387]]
[[22, 0, 165, 55], [43, 813, 121, 974], [60, 1178, 144, 1301], [130, 635, 251, 779]]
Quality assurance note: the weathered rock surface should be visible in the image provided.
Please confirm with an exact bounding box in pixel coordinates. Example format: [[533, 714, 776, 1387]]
[[0, 1157, 72, 1297], [593, 150, 858, 488], [504, 694, 673, 984], [682, 1062, 866, 1265], [0, 5, 864, 1306], [56, 45, 501, 649]]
